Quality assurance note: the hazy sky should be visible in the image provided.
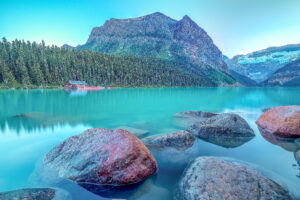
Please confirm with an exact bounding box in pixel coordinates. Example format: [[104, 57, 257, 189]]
[[1, 0, 299, 57]]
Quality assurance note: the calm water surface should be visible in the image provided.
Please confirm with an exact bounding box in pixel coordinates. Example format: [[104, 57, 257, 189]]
[[0, 88, 300, 199]]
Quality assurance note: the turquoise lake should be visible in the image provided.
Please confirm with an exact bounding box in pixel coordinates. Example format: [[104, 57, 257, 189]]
[[0, 88, 300, 199]]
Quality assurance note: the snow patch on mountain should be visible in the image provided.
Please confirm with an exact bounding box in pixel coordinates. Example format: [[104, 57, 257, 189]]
[[238, 50, 300, 65]]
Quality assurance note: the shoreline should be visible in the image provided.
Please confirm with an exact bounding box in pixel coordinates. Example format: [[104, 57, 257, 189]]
[[1, 85, 299, 90]]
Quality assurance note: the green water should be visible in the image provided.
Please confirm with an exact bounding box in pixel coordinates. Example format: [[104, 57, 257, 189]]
[[0, 88, 300, 199]]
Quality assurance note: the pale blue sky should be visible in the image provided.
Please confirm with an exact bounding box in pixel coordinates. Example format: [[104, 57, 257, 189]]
[[1, 0, 299, 57]]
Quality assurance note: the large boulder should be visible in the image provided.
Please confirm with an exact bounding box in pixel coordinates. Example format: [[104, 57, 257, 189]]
[[141, 130, 196, 150], [187, 113, 255, 138], [44, 128, 158, 186], [186, 113, 255, 147], [256, 106, 300, 137], [174, 157, 294, 200], [0, 188, 56, 200]]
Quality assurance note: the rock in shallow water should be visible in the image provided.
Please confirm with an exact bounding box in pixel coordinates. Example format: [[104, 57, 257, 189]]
[[44, 128, 157, 186], [256, 106, 300, 137], [173, 111, 217, 128], [174, 157, 294, 200], [141, 130, 196, 150], [199, 134, 254, 148], [174, 111, 217, 119], [187, 113, 255, 138], [0, 188, 56, 200], [115, 126, 149, 138], [262, 107, 272, 113], [295, 151, 300, 166]]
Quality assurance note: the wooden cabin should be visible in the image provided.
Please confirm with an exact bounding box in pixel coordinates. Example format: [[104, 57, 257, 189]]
[[64, 80, 87, 89]]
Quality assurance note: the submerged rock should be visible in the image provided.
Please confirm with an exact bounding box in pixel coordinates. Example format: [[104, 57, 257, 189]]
[[129, 177, 171, 200], [262, 107, 272, 113], [79, 182, 142, 199], [44, 128, 157, 186], [12, 112, 48, 119], [295, 151, 300, 165], [174, 111, 217, 119], [141, 130, 196, 150], [115, 126, 149, 137], [187, 113, 255, 138], [256, 106, 300, 137], [174, 157, 294, 200], [173, 111, 217, 128], [175, 111, 255, 148], [199, 134, 254, 148], [0, 188, 56, 200]]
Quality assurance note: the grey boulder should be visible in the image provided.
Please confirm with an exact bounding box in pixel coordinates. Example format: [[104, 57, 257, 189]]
[[186, 113, 255, 148], [142, 130, 196, 150], [187, 113, 255, 138], [174, 157, 294, 200]]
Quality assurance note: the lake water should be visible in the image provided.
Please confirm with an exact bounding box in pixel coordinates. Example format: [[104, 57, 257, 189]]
[[0, 87, 300, 199]]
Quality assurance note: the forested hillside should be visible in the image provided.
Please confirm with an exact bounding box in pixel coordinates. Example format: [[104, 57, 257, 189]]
[[0, 38, 236, 88], [229, 70, 257, 86]]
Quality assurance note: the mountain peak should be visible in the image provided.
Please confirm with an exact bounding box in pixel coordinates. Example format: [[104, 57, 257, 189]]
[[181, 15, 192, 21], [179, 15, 200, 30], [81, 12, 228, 73], [147, 12, 166, 17], [62, 44, 74, 50], [140, 12, 175, 22]]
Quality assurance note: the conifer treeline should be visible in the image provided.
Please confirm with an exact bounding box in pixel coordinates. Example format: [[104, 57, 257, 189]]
[[0, 38, 235, 88]]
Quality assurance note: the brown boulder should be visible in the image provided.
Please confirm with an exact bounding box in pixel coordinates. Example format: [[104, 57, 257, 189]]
[[44, 128, 158, 186], [256, 106, 300, 137]]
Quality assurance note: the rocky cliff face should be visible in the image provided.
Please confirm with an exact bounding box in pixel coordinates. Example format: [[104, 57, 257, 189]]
[[262, 59, 300, 86], [227, 44, 300, 83], [78, 12, 228, 73]]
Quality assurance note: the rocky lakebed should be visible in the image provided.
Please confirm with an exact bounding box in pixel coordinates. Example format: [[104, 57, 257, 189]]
[[1, 105, 300, 200]]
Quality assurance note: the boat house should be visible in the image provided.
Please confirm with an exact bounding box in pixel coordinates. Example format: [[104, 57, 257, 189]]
[[64, 80, 87, 89]]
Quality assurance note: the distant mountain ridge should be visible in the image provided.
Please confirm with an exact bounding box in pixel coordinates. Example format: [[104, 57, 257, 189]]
[[62, 44, 75, 50], [262, 59, 300, 86], [75, 12, 229, 73], [227, 44, 300, 83]]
